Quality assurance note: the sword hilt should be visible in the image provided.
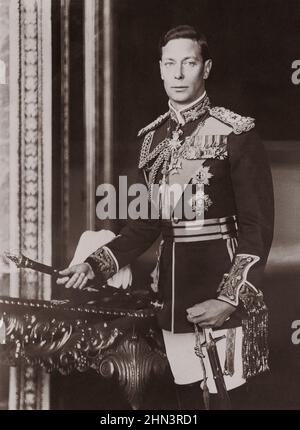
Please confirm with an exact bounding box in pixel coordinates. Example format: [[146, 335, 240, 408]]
[[3, 251, 96, 288], [202, 328, 226, 347], [4, 251, 60, 276], [202, 328, 232, 410]]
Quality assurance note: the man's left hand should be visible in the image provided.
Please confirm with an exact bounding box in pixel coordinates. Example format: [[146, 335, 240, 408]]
[[186, 299, 236, 328]]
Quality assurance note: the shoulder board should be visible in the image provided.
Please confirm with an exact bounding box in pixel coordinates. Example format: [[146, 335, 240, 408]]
[[209, 107, 255, 135], [137, 111, 170, 137]]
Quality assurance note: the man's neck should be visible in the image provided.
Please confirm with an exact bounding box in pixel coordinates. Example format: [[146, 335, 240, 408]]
[[168, 91, 207, 113]]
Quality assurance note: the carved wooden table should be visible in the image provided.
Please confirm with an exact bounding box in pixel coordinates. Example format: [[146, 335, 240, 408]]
[[0, 289, 167, 410]]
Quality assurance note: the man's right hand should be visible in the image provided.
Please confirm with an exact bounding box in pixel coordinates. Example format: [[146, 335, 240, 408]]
[[56, 263, 95, 290]]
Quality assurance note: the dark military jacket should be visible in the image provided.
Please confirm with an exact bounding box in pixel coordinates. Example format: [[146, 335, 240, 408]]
[[87, 95, 274, 336]]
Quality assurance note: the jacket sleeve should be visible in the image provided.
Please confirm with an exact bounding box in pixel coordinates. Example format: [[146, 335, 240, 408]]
[[85, 168, 161, 281], [217, 129, 274, 306]]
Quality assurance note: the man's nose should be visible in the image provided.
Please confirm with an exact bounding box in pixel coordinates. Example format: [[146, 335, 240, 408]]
[[174, 64, 184, 79]]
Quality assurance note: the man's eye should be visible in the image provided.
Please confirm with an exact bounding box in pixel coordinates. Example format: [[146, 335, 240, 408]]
[[164, 62, 174, 67], [184, 61, 197, 67]]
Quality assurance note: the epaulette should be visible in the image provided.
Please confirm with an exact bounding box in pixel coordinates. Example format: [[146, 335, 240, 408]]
[[209, 107, 255, 135], [137, 111, 170, 137]]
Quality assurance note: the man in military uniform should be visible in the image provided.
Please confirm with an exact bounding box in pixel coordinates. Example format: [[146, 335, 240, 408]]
[[58, 25, 274, 410]]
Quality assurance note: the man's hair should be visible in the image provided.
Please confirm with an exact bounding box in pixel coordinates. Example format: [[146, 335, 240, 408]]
[[159, 25, 211, 62]]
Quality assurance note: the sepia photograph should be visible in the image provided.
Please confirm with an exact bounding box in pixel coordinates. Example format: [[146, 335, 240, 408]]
[[0, 0, 300, 414]]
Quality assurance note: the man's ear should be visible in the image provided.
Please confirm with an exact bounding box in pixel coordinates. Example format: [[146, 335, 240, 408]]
[[159, 60, 164, 80], [203, 59, 212, 80]]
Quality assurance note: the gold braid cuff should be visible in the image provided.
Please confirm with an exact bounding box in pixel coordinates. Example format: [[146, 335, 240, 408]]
[[85, 246, 118, 285], [217, 254, 260, 306]]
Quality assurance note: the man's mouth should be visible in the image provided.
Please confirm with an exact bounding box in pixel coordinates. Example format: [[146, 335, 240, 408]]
[[172, 86, 188, 91]]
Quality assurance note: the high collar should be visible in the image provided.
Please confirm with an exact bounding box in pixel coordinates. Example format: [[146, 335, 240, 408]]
[[169, 92, 211, 126]]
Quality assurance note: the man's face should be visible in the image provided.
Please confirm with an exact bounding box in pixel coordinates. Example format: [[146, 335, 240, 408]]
[[160, 38, 212, 108]]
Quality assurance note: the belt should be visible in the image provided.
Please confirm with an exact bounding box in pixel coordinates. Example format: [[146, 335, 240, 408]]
[[162, 215, 238, 243]]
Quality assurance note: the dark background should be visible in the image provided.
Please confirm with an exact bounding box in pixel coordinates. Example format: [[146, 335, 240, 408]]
[[51, 0, 300, 410]]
